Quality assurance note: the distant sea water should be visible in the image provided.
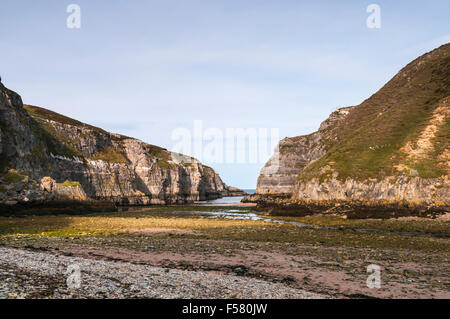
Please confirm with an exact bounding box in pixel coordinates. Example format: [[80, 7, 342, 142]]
[[194, 189, 256, 205]]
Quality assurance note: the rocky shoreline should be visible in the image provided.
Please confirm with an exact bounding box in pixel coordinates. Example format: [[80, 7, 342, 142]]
[[0, 200, 116, 216], [1, 206, 448, 299], [244, 194, 449, 219], [0, 247, 323, 299]]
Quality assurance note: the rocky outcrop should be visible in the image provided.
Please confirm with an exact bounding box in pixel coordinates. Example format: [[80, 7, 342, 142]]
[[220, 185, 247, 197], [0, 81, 244, 210], [40, 177, 87, 201], [243, 106, 352, 202], [248, 106, 353, 198], [244, 43, 450, 217], [0, 169, 115, 214]]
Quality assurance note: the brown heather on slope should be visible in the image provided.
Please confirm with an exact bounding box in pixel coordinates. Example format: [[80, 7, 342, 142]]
[[244, 43, 450, 217], [0, 82, 245, 212]]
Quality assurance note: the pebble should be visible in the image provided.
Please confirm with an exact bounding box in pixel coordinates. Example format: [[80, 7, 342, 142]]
[[0, 247, 325, 299]]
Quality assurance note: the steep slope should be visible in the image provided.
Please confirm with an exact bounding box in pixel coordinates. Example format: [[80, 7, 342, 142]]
[[252, 106, 352, 196], [0, 82, 244, 210], [245, 43, 450, 217]]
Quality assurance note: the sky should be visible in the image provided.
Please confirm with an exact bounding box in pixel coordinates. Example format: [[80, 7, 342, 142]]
[[1, 0, 449, 188]]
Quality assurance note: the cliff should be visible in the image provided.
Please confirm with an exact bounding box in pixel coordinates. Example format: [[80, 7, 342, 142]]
[[0, 82, 244, 211], [244, 43, 450, 217]]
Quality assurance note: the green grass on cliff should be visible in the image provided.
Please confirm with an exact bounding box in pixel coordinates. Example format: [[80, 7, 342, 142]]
[[24, 104, 173, 165], [25, 105, 129, 163], [33, 120, 83, 159], [298, 44, 450, 182], [410, 115, 450, 178], [57, 180, 81, 187], [1, 169, 26, 184], [157, 159, 172, 170], [89, 146, 129, 164], [24, 105, 109, 135]]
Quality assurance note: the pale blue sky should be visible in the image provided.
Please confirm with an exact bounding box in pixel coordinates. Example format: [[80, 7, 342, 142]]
[[1, 1, 449, 188]]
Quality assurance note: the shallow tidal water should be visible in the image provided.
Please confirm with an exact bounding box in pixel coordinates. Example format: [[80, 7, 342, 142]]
[[193, 196, 245, 206], [117, 195, 447, 239], [144, 197, 446, 238]]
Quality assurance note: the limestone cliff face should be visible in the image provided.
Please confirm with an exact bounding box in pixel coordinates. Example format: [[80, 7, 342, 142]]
[[0, 82, 244, 209], [244, 43, 450, 216], [252, 106, 352, 197]]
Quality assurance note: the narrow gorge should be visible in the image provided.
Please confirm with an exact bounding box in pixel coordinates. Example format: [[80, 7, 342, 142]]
[[0, 81, 244, 212], [244, 43, 450, 218]]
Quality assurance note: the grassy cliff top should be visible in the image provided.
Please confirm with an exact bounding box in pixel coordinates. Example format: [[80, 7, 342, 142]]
[[23, 104, 172, 163], [298, 43, 450, 181], [24, 105, 112, 135]]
